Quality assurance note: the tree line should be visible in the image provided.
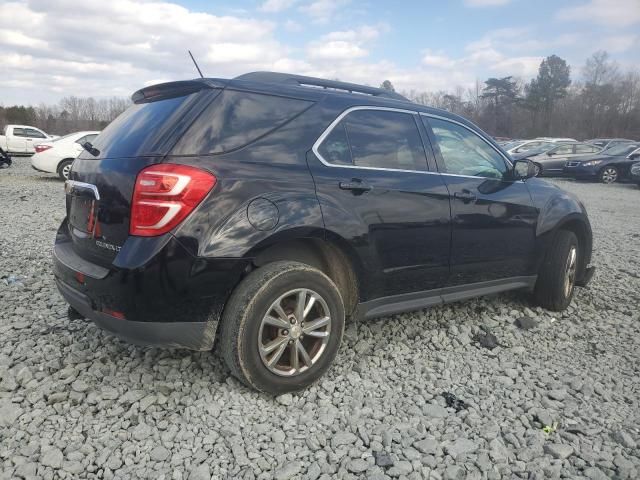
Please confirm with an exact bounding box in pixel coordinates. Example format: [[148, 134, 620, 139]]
[[1, 50, 638, 141], [0, 97, 130, 135], [390, 51, 640, 140]]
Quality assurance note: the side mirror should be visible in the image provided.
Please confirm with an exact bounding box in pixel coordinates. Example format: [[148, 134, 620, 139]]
[[628, 153, 640, 160], [513, 159, 537, 180], [547, 151, 554, 156]]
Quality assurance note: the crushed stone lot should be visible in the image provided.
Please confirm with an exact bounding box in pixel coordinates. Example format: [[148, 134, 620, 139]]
[[1, 159, 639, 480]]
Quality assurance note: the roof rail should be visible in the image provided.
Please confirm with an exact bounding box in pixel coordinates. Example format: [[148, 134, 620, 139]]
[[234, 71, 409, 102]]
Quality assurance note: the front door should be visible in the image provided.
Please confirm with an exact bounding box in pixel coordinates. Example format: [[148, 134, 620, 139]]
[[308, 107, 451, 301], [422, 115, 538, 286]]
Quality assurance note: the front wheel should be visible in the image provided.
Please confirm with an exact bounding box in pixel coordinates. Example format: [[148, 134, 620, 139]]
[[533, 163, 542, 176], [599, 166, 618, 184], [534, 230, 579, 311], [219, 261, 345, 394]]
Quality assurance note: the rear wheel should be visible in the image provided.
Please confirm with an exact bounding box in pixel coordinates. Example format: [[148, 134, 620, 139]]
[[534, 230, 579, 311], [219, 261, 345, 394], [58, 159, 73, 180], [599, 166, 618, 184]]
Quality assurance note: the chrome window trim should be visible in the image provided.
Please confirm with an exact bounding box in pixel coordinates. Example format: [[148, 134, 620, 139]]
[[311, 105, 434, 175], [65, 180, 100, 200], [419, 112, 513, 168]]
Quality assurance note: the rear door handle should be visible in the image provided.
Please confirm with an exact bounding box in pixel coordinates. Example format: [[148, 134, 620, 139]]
[[454, 190, 477, 203], [339, 180, 372, 192]]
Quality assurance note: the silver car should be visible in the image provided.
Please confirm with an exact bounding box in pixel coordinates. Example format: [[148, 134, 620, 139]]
[[528, 142, 602, 176]]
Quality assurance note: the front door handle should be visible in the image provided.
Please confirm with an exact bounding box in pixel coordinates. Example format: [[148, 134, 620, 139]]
[[339, 180, 372, 192], [454, 190, 477, 203]]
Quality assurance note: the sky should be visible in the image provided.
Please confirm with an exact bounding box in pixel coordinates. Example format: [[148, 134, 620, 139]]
[[1, 0, 639, 105]]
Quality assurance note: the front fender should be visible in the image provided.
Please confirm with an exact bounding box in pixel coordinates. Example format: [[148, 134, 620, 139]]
[[529, 179, 593, 278]]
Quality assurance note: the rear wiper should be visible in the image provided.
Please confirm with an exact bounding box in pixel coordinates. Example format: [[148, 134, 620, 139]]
[[81, 141, 100, 157]]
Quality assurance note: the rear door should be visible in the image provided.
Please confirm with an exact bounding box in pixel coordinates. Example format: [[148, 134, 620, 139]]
[[421, 115, 538, 286], [308, 107, 451, 300]]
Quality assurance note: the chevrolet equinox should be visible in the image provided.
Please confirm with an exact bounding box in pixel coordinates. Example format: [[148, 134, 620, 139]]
[[54, 72, 595, 393]]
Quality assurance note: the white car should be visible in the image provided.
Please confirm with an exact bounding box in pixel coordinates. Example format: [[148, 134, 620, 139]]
[[31, 131, 100, 179]]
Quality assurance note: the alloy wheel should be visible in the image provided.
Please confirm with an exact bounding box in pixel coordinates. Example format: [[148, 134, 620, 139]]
[[564, 246, 577, 298], [258, 288, 331, 377], [62, 163, 72, 180], [601, 167, 617, 183]]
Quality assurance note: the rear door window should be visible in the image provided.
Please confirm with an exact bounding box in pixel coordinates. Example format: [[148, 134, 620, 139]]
[[13, 128, 26, 137], [173, 90, 312, 155], [317, 109, 428, 172]]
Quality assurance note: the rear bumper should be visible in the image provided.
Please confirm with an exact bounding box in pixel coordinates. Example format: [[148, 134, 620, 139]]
[[57, 278, 216, 350], [53, 220, 250, 350]]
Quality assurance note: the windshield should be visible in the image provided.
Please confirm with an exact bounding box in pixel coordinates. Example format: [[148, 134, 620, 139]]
[[603, 144, 639, 156]]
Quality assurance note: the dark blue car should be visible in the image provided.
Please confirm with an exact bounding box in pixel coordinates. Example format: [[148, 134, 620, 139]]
[[563, 143, 640, 183]]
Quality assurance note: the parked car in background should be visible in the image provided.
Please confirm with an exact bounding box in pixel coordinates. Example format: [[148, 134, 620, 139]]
[[0, 125, 54, 155], [54, 72, 594, 393], [563, 143, 640, 183], [527, 142, 602, 176], [586, 138, 635, 150], [31, 131, 100, 179], [510, 142, 573, 161], [630, 162, 640, 186], [505, 139, 555, 156], [534, 137, 577, 142]]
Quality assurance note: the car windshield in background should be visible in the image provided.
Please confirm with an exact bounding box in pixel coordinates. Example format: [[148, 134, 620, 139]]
[[603, 144, 639, 156]]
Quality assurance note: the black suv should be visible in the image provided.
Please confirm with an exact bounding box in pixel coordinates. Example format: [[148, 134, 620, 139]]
[[54, 72, 595, 393]]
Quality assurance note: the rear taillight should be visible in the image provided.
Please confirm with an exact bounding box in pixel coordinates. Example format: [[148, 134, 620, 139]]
[[35, 145, 52, 153], [130, 164, 216, 237]]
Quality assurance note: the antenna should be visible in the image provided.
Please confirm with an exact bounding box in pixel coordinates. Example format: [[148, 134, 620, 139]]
[[188, 50, 204, 78]]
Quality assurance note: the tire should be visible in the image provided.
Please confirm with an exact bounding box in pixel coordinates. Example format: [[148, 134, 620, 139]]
[[533, 163, 542, 177], [58, 159, 73, 180], [534, 230, 579, 311], [219, 261, 345, 394], [599, 166, 618, 184]]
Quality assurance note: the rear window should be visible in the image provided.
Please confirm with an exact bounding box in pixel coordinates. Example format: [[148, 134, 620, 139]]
[[87, 93, 198, 158], [172, 90, 312, 155]]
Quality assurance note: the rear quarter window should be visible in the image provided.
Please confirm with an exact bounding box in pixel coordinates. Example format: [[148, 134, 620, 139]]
[[172, 90, 312, 155]]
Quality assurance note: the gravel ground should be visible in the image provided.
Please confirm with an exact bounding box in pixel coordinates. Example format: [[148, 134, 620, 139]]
[[1, 158, 639, 480]]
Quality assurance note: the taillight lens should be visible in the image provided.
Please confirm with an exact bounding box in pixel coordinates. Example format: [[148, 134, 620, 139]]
[[35, 145, 52, 153], [130, 164, 216, 237]]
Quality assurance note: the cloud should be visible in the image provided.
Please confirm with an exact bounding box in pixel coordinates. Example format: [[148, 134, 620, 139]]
[[599, 34, 639, 53], [299, 0, 350, 23], [555, 0, 640, 27], [259, 0, 296, 13], [464, 0, 511, 7], [306, 25, 382, 61]]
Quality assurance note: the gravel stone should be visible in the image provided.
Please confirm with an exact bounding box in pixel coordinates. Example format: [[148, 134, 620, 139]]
[[514, 316, 539, 330], [274, 461, 302, 480], [386, 460, 412, 476], [612, 430, 637, 449], [40, 447, 63, 469], [543, 443, 574, 459], [1, 163, 639, 480]]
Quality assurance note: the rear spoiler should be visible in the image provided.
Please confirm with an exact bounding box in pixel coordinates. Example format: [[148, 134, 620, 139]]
[[131, 79, 227, 104]]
